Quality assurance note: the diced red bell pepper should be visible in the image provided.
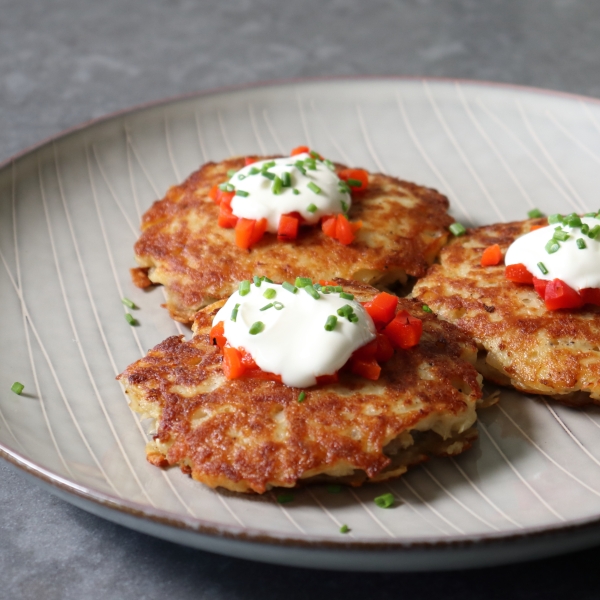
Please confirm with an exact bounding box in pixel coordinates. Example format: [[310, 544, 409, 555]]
[[316, 372, 339, 385], [278, 213, 299, 241], [210, 321, 226, 350], [249, 218, 268, 246], [375, 333, 394, 362], [505, 263, 534, 284], [350, 357, 381, 381], [338, 168, 369, 193], [580, 288, 600, 306], [290, 145, 310, 156], [480, 244, 503, 267], [383, 310, 423, 350], [209, 184, 221, 203], [532, 277, 548, 300], [222, 346, 245, 379], [218, 202, 238, 228], [363, 292, 399, 328], [235, 218, 257, 250], [321, 215, 337, 238], [244, 156, 258, 166], [352, 339, 378, 361], [543, 279, 584, 311], [335, 214, 355, 245]]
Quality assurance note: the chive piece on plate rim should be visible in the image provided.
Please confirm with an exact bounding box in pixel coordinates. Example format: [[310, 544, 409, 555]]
[[449, 222, 466, 236], [374, 492, 395, 508], [527, 208, 543, 219], [125, 313, 138, 326], [339, 524, 350, 534], [11, 382, 24, 395], [277, 493, 294, 504], [121, 297, 136, 309]]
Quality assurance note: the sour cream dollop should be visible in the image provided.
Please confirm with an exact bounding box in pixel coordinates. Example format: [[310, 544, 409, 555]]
[[212, 280, 376, 387], [505, 216, 600, 290], [228, 154, 351, 233]]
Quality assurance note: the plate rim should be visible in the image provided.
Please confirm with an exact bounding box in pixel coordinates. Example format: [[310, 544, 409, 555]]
[[3, 75, 600, 557]]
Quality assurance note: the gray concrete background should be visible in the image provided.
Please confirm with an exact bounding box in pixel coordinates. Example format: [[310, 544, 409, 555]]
[[2, 0, 600, 598]]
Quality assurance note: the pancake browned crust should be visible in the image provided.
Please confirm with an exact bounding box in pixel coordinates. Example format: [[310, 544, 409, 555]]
[[413, 218, 600, 405], [133, 157, 453, 323], [118, 281, 482, 494]]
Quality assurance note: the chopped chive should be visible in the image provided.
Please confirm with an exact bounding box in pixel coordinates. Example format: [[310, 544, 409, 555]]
[[277, 493, 294, 504], [236, 190, 249, 198], [227, 169, 237, 177], [253, 275, 262, 287], [11, 382, 24, 395], [327, 484, 342, 494], [324, 315, 337, 331], [581, 223, 590, 234], [125, 313, 138, 326], [260, 303, 274, 311], [339, 292, 354, 301], [282, 281, 298, 294], [527, 208, 543, 219], [263, 288, 276, 299], [304, 285, 320, 299], [121, 297, 136, 309], [294, 160, 307, 175], [298, 391, 306, 403], [231, 303, 240, 322], [239, 280, 251, 296], [307, 182, 321, 194], [374, 493, 395, 509], [340, 200, 349, 213], [249, 321, 265, 335], [262, 171, 276, 181], [339, 524, 350, 534], [337, 304, 354, 318], [585, 212, 596, 217], [263, 277, 273, 283], [548, 213, 563, 224], [348, 313, 359, 323], [304, 158, 317, 170], [295, 277, 312, 288], [306, 203, 318, 213], [449, 222, 466, 236], [262, 160, 276, 170], [566, 214, 582, 228], [293, 189, 300, 195], [537, 262, 548, 275], [218, 182, 235, 192], [272, 175, 283, 195], [321, 286, 331, 294], [309, 150, 320, 159], [545, 239, 560, 254], [249, 167, 260, 175], [281, 172, 292, 188], [273, 301, 284, 310], [313, 283, 322, 290], [338, 181, 351, 194], [237, 174, 246, 180], [553, 230, 570, 242], [577, 238, 587, 249], [422, 304, 433, 313], [589, 225, 600, 239], [324, 159, 335, 170], [346, 178, 362, 188]]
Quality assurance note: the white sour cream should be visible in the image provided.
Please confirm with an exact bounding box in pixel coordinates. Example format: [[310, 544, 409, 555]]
[[228, 154, 351, 233], [213, 281, 376, 388], [505, 217, 600, 290]]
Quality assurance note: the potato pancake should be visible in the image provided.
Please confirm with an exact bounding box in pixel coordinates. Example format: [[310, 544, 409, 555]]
[[133, 157, 453, 323], [413, 218, 600, 405], [118, 281, 482, 493]]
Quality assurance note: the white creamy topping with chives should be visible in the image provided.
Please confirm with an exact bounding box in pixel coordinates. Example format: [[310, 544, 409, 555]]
[[213, 279, 376, 388], [227, 154, 351, 233], [505, 215, 600, 290]]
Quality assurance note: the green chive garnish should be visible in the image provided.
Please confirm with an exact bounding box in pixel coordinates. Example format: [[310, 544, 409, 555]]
[[11, 382, 24, 395], [262, 171, 276, 181], [263, 288, 276, 299], [252, 275, 262, 287], [273, 301, 284, 310], [527, 208, 543, 219], [566, 214, 582, 228], [309, 150, 320, 159], [307, 203, 318, 213], [324, 315, 337, 331], [346, 178, 362, 188], [295, 277, 312, 288], [339, 524, 350, 534], [449, 222, 466, 236], [249, 321, 265, 335], [239, 280, 251, 296], [589, 225, 600, 239], [422, 304, 433, 313], [545, 240, 560, 254], [236, 190, 249, 197], [338, 181, 351, 194], [332, 286, 343, 293], [374, 493, 395, 509], [293, 189, 300, 195], [340, 200, 349, 213], [307, 182, 321, 194], [282, 282, 297, 294], [553, 229, 570, 242], [121, 297, 136, 309], [537, 262, 548, 275], [272, 175, 283, 195], [324, 159, 335, 170], [349, 313, 359, 323], [260, 303, 274, 311], [125, 313, 138, 326], [294, 161, 307, 175], [281, 172, 291, 187], [304, 158, 317, 170], [304, 285, 320, 299], [231, 303, 240, 322], [339, 292, 354, 300], [577, 238, 587, 249], [227, 169, 237, 177], [277, 493, 294, 504], [327, 484, 342, 494], [548, 213, 563, 224], [585, 212, 596, 217], [249, 167, 260, 175], [262, 161, 276, 170], [218, 182, 235, 192], [337, 304, 354, 318], [582, 223, 590, 234], [237, 174, 246, 180], [298, 391, 306, 403], [263, 277, 273, 283]]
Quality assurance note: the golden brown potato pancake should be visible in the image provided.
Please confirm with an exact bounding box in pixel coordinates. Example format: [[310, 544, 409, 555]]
[[133, 157, 453, 323], [413, 218, 600, 405], [118, 281, 482, 494]]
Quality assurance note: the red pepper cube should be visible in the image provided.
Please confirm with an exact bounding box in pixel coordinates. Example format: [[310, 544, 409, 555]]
[[383, 310, 423, 350]]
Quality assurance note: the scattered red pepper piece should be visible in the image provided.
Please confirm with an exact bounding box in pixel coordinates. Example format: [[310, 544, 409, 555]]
[[383, 310, 423, 350], [338, 168, 369, 193], [362, 292, 399, 328], [278, 213, 300, 241], [505, 263, 534, 284], [290, 145, 310, 156], [480, 244, 503, 267], [543, 279, 584, 311], [350, 357, 381, 381], [235, 218, 257, 250]]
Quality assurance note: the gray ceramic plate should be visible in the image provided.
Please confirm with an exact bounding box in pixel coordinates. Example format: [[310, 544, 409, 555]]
[[3, 78, 600, 571]]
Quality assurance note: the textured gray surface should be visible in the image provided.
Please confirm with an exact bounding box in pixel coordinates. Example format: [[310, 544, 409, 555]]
[[3, 0, 600, 597]]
